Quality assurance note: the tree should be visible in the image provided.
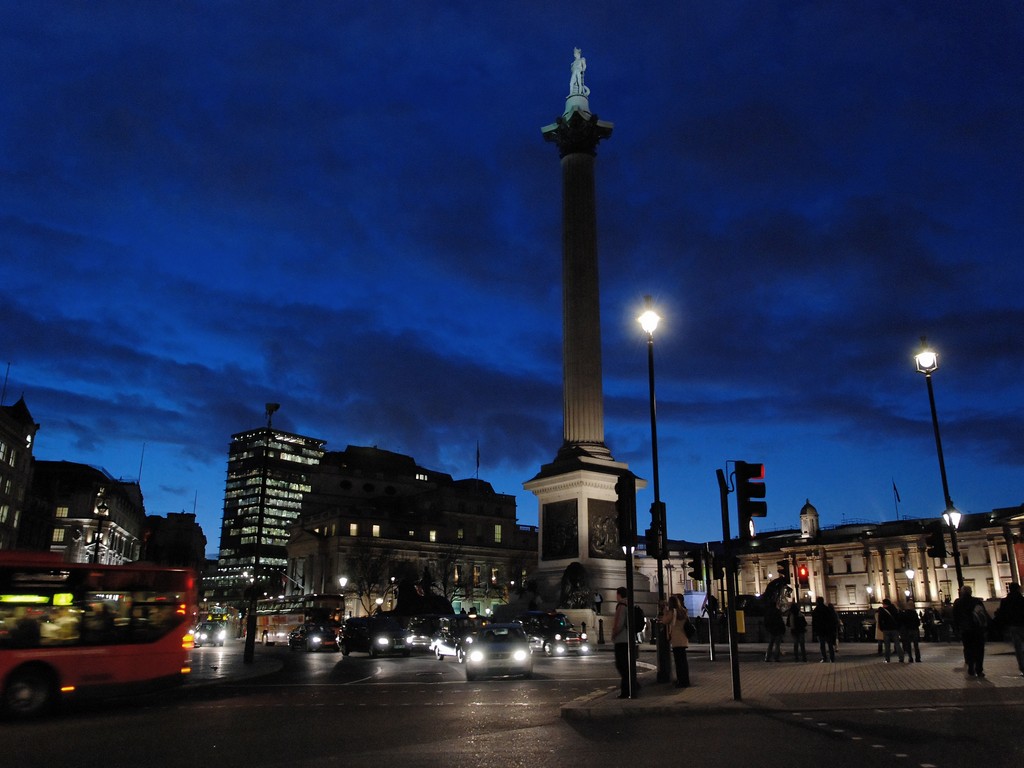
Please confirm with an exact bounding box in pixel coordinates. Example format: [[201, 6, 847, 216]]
[[345, 536, 400, 615]]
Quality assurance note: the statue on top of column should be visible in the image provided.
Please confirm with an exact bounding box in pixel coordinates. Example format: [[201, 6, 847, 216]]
[[569, 47, 590, 97]]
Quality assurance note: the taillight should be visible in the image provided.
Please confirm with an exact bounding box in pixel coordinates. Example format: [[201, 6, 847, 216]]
[[182, 633, 195, 649]]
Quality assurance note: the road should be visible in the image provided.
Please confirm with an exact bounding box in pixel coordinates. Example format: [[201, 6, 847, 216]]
[[2, 641, 1021, 768]]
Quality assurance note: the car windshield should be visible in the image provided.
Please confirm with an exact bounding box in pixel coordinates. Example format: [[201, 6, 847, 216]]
[[198, 622, 223, 631], [481, 627, 526, 642], [370, 617, 403, 631]]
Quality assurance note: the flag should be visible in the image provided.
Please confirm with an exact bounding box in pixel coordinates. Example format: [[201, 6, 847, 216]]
[[892, 480, 901, 503]]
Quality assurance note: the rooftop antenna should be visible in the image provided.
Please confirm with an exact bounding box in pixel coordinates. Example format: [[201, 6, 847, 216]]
[[265, 402, 280, 428], [138, 442, 146, 484]]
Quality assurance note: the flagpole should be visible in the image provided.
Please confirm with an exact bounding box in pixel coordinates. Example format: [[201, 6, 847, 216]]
[[892, 479, 901, 520]]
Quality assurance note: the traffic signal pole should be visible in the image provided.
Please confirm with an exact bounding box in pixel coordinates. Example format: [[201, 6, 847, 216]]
[[717, 468, 742, 701]]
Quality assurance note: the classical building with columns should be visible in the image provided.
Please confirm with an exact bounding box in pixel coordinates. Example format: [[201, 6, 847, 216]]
[[720, 500, 1024, 616]]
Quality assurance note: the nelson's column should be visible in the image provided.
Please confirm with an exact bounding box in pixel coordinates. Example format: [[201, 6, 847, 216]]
[[524, 49, 650, 613]]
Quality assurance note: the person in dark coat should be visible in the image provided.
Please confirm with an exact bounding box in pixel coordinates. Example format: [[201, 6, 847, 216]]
[[877, 598, 903, 663], [764, 605, 786, 662], [899, 601, 922, 663], [811, 596, 838, 662], [952, 585, 990, 677], [995, 582, 1024, 677], [788, 602, 808, 662]]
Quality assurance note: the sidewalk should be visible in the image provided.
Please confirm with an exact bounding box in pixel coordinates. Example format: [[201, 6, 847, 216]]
[[561, 641, 1024, 720]]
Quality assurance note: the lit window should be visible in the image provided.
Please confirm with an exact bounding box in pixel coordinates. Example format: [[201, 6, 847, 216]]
[[52, 528, 65, 542], [372, 524, 380, 538], [457, 528, 464, 541], [408, 530, 415, 537], [493, 524, 502, 543], [472, 565, 481, 586], [349, 523, 358, 536], [429, 530, 437, 542], [415, 472, 428, 481], [56, 506, 69, 518]]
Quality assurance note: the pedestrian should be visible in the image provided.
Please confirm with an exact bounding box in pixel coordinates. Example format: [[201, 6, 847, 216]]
[[874, 606, 884, 655], [593, 591, 603, 615], [994, 582, 1024, 677], [633, 603, 647, 645], [788, 602, 808, 662], [812, 596, 838, 662], [611, 586, 634, 698], [877, 598, 903, 663], [952, 585, 989, 677], [764, 604, 786, 661], [899, 601, 922, 662], [659, 594, 691, 688]]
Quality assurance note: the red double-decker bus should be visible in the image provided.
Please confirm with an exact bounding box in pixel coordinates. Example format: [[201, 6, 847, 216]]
[[0, 552, 197, 717]]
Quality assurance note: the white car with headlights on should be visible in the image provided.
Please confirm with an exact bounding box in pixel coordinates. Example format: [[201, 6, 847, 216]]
[[465, 623, 533, 681]]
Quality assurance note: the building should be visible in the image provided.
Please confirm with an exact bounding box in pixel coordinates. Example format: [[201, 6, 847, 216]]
[[286, 445, 538, 619], [31, 460, 147, 564], [143, 511, 207, 572], [210, 426, 326, 603], [0, 396, 40, 550], [624, 499, 1024, 642]]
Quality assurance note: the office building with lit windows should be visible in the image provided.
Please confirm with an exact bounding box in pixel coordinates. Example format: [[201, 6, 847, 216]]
[[212, 427, 326, 601]]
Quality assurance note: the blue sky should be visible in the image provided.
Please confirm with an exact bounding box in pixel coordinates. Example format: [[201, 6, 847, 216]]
[[3, 2, 1023, 557]]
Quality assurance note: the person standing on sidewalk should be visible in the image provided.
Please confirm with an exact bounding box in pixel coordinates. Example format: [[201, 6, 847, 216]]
[[877, 598, 903, 663], [899, 601, 922, 663], [995, 582, 1024, 677], [953, 585, 989, 677], [660, 594, 691, 688], [764, 604, 786, 661], [611, 587, 633, 698], [812, 596, 838, 662], [788, 602, 808, 662]]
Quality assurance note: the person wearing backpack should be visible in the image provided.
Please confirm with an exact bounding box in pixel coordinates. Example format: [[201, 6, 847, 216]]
[[953, 585, 990, 677], [659, 594, 691, 688]]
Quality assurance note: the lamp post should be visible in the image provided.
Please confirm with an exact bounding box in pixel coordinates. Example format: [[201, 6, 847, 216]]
[[904, 568, 915, 601], [914, 338, 964, 590], [638, 296, 670, 684], [942, 507, 965, 591], [92, 497, 109, 564]]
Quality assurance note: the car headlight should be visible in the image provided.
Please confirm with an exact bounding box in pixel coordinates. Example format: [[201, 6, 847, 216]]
[[555, 633, 563, 640], [468, 649, 485, 663], [513, 649, 528, 662], [311, 636, 321, 645], [376, 636, 390, 646], [580, 632, 588, 640], [217, 631, 226, 641]]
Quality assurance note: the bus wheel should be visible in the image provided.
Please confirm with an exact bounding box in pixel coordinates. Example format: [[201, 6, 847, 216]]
[[4, 666, 55, 718]]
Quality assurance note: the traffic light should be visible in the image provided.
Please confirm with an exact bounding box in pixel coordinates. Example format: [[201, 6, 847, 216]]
[[777, 559, 791, 583], [797, 564, 809, 589], [710, 552, 725, 581], [686, 549, 705, 581], [925, 522, 948, 559], [615, 473, 637, 552], [735, 461, 767, 539]]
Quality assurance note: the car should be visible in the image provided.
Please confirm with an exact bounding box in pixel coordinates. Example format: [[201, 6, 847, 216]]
[[193, 621, 228, 647], [341, 615, 411, 657], [515, 611, 590, 656], [288, 623, 340, 652], [403, 614, 443, 652], [464, 623, 533, 681], [429, 614, 487, 663]]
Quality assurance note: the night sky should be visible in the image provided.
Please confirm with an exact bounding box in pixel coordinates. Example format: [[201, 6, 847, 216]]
[[3, 3, 1022, 556]]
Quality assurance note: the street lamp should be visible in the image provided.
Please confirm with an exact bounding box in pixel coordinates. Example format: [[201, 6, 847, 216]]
[[866, 585, 874, 604], [942, 507, 965, 591], [904, 568, 915, 601], [914, 337, 964, 590], [92, 497, 109, 564], [638, 295, 670, 684]]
